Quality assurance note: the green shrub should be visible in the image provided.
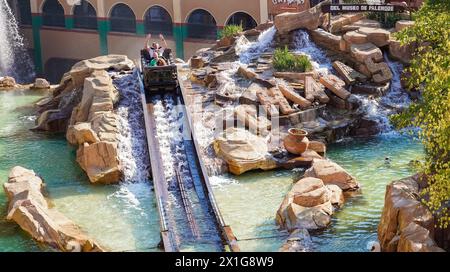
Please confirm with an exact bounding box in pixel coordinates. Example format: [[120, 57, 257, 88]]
[[273, 46, 313, 73], [219, 24, 243, 39]]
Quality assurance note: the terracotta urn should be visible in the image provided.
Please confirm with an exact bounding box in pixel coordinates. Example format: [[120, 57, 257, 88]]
[[284, 128, 309, 155]]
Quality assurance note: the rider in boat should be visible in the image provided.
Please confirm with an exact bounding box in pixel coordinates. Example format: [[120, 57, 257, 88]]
[[144, 34, 168, 66]]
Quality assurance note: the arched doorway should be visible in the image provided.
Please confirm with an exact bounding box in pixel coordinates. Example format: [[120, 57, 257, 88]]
[[186, 9, 217, 40], [226, 12, 257, 30], [73, 0, 97, 30], [144, 6, 173, 36], [42, 0, 65, 27], [109, 3, 136, 33]]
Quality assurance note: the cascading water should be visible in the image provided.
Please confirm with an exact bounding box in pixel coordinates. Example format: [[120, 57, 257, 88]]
[[109, 71, 154, 215], [293, 30, 332, 75], [239, 26, 277, 64], [0, 0, 34, 82]]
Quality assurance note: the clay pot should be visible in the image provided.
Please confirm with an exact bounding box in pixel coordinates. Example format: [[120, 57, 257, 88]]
[[284, 128, 309, 155]]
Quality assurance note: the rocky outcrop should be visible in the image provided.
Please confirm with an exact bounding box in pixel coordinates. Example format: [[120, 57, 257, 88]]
[[213, 128, 277, 175], [3, 166, 104, 252], [276, 177, 345, 231], [279, 228, 312, 252], [32, 78, 51, 89], [378, 176, 445, 252], [304, 159, 359, 191], [274, 0, 330, 34], [34, 55, 132, 184], [0, 76, 16, 89]]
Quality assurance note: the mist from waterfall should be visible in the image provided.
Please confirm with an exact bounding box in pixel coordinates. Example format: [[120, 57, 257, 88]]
[[0, 0, 34, 82]]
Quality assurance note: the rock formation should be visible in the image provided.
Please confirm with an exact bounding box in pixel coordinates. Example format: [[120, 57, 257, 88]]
[[279, 228, 312, 252], [304, 159, 360, 191], [32, 78, 51, 89], [274, 0, 331, 34], [3, 166, 104, 252], [276, 177, 345, 231], [378, 175, 445, 252], [34, 55, 133, 184], [0, 76, 16, 89]]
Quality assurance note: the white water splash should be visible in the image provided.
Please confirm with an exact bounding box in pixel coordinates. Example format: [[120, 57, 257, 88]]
[[239, 26, 277, 64], [293, 30, 332, 76], [0, 0, 34, 82], [113, 71, 151, 183]]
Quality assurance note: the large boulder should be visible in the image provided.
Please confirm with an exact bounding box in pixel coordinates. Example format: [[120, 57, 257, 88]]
[[309, 28, 343, 52], [213, 128, 276, 175], [34, 56, 126, 184], [378, 176, 444, 252], [3, 166, 104, 252], [329, 13, 366, 33], [276, 176, 343, 231], [274, 0, 330, 34], [389, 39, 414, 65], [304, 159, 359, 191], [357, 27, 391, 47], [0, 76, 16, 89], [395, 20, 414, 32], [32, 78, 51, 89], [76, 142, 122, 184]]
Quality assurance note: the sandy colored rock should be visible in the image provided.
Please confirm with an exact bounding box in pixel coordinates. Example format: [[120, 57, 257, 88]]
[[329, 13, 365, 33], [235, 104, 271, 135], [304, 76, 329, 103], [389, 39, 414, 65], [304, 159, 359, 191], [3, 166, 104, 252], [190, 56, 205, 69], [364, 57, 393, 84], [357, 27, 391, 47], [0, 76, 16, 89], [350, 43, 383, 63], [76, 142, 121, 184], [279, 229, 312, 252], [274, 71, 316, 81], [309, 28, 342, 52], [237, 65, 258, 80], [32, 78, 51, 89], [326, 184, 344, 208], [274, 0, 330, 34], [332, 61, 367, 85], [343, 31, 368, 45], [278, 84, 311, 109], [378, 176, 444, 252], [308, 140, 326, 155], [395, 20, 414, 32], [213, 128, 276, 175], [66, 122, 100, 145], [319, 74, 351, 100]]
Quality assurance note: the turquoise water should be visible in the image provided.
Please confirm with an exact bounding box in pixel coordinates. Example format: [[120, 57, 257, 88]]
[[0, 90, 161, 252], [212, 134, 423, 252]]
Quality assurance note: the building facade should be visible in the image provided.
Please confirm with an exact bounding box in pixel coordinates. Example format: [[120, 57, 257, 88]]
[[8, 0, 319, 81]]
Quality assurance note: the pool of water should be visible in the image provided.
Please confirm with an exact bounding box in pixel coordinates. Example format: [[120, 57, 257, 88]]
[[211, 134, 424, 252], [0, 90, 161, 252]]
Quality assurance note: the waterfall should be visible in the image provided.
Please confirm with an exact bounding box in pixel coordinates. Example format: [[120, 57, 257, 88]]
[[239, 26, 277, 64], [293, 30, 332, 76], [0, 0, 34, 82], [113, 71, 151, 183]]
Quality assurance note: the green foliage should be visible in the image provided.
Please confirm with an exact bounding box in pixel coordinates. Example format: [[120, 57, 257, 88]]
[[273, 46, 312, 73], [366, 12, 404, 29], [390, 0, 450, 228], [219, 24, 243, 39]]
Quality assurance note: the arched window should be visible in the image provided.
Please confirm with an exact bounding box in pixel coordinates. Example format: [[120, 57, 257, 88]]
[[226, 12, 257, 30], [144, 6, 172, 36], [109, 3, 136, 33], [42, 0, 65, 27], [186, 9, 217, 40], [73, 0, 97, 30]]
